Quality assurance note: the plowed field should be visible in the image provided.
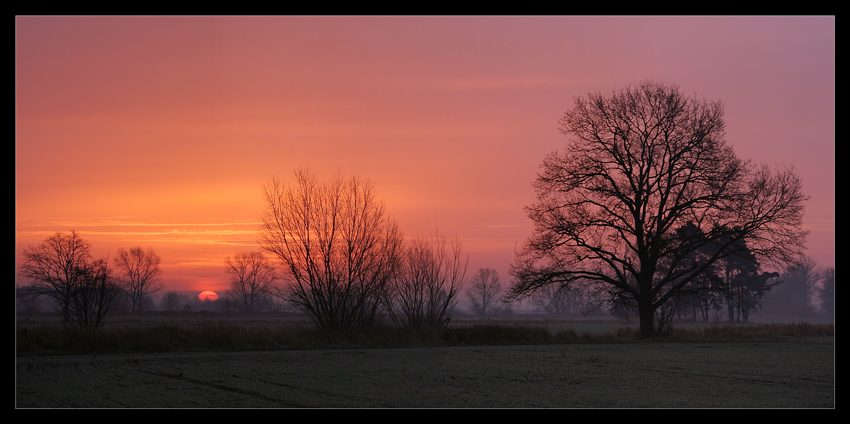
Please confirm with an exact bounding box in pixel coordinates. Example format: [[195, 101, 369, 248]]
[[16, 338, 834, 408]]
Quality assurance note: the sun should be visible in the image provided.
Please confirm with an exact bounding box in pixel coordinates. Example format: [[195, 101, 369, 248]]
[[198, 290, 219, 301]]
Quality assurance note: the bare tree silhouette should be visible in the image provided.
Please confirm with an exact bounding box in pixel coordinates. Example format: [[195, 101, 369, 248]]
[[507, 81, 808, 338], [385, 231, 467, 328], [465, 268, 502, 315], [20, 231, 121, 330], [259, 169, 404, 330], [530, 283, 588, 315], [115, 247, 163, 313], [20, 231, 92, 326], [66, 256, 122, 331], [224, 251, 276, 313]]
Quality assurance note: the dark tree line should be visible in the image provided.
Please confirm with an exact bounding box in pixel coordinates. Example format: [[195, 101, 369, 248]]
[[19, 83, 822, 337], [258, 169, 468, 330], [18, 231, 164, 331], [520, 225, 831, 326]]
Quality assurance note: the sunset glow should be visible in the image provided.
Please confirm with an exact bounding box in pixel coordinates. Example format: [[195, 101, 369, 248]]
[[15, 16, 834, 295]]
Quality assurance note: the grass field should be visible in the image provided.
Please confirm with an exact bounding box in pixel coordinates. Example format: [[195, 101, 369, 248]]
[[15, 313, 834, 408]]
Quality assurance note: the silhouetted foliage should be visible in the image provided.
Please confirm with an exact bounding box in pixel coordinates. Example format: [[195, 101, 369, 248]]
[[660, 223, 723, 322], [259, 169, 404, 330], [713, 239, 779, 322], [508, 81, 808, 338]]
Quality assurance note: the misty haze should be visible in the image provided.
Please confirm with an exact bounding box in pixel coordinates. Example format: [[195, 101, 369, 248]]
[[16, 16, 833, 409]]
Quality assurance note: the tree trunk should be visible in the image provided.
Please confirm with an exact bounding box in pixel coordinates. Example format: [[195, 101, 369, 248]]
[[637, 298, 656, 338]]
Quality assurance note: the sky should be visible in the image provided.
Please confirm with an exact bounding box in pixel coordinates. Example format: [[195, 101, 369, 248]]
[[15, 16, 835, 297]]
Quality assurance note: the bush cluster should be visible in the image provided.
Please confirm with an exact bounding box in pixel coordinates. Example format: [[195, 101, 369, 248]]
[[16, 321, 833, 357]]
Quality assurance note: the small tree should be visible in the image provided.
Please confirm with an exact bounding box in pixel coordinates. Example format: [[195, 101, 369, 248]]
[[115, 247, 163, 313], [385, 232, 467, 328], [224, 252, 276, 313], [465, 268, 502, 315], [66, 257, 122, 331]]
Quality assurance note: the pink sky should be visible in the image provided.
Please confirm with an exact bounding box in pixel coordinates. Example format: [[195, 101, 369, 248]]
[[16, 16, 835, 295]]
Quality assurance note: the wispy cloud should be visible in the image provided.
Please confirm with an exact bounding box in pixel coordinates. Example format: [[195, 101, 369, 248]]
[[15, 217, 261, 248], [803, 219, 835, 232], [17, 217, 261, 228]]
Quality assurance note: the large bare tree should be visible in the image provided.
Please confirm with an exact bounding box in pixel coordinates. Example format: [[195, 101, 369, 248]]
[[115, 247, 163, 312], [385, 232, 467, 328], [507, 81, 808, 337], [224, 251, 276, 313], [259, 169, 404, 330]]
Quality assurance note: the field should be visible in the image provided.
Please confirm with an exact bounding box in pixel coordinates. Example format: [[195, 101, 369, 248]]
[[15, 314, 835, 408]]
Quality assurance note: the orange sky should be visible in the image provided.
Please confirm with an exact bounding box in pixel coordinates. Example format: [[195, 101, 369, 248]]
[[16, 16, 835, 295]]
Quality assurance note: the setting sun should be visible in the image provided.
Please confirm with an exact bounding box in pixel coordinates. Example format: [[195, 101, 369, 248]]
[[198, 291, 219, 302]]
